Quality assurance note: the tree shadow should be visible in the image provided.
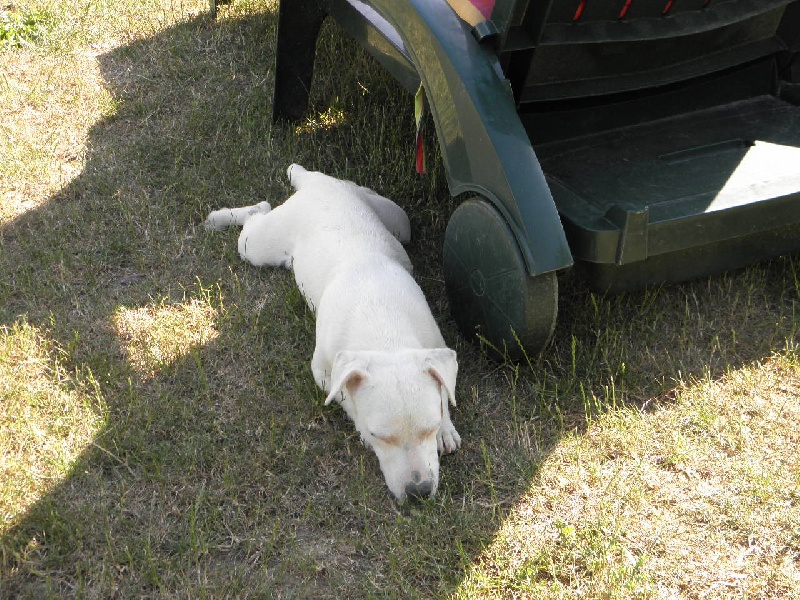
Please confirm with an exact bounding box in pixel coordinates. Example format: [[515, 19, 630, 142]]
[[1, 6, 798, 598]]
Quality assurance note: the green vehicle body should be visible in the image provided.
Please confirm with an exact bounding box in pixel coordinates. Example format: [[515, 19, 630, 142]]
[[272, 0, 800, 355]]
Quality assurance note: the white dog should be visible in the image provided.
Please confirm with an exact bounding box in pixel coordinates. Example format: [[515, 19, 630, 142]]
[[205, 165, 460, 501]]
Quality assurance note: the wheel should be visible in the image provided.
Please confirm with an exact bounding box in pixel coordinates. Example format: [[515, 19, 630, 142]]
[[443, 198, 558, 360]]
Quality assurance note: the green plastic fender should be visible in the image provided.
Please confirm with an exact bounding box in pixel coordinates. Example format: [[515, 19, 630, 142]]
[[367, 0, 573, 277]]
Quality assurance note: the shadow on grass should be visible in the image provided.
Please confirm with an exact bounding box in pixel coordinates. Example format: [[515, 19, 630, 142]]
[[1, 6, 799, 598]]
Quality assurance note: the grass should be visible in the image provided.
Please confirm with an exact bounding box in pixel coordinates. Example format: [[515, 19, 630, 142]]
[[0, 7, 50, 49], [1, 0, 799, 597]]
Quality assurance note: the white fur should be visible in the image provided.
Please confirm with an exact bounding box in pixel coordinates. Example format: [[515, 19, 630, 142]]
[[205, 164, 460, 501]]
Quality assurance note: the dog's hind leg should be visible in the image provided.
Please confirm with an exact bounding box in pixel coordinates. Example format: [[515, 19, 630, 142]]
[[285, 164, 411, 243], [236, 207, 295, 269], [357, 190, 411, 243], [204, 201, 272, 230]]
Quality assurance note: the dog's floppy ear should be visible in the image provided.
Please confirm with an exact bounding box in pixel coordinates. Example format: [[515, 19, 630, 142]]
[[424, 348, 458, 406], [324, 351, 370, 406]]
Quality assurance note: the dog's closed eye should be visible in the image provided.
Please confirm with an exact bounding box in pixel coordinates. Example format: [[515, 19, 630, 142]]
[[370, 432, 400, 446]]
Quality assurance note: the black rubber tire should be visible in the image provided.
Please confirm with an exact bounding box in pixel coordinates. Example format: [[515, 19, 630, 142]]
[[443, 198, 558, 361]]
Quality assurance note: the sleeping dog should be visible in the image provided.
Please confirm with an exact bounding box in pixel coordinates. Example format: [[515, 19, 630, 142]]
[[205, 165, 460, 501]]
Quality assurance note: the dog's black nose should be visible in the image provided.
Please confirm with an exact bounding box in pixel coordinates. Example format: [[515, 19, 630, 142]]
[[404, 479, 433, 500]]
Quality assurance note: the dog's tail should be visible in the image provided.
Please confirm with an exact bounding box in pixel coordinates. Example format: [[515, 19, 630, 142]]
[[204, 202, 271, 230]]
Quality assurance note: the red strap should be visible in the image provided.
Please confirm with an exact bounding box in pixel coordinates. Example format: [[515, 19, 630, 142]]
[[415, 85, 427, 174], [416, 133, 426, 174]]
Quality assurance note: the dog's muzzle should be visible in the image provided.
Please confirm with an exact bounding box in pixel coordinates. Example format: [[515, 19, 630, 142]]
[[404, 471, 434, 500]]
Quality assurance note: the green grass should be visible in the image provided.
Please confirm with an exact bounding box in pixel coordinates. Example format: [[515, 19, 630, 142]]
[[0, 7, 49, 48], [2, 1, 800, 597]]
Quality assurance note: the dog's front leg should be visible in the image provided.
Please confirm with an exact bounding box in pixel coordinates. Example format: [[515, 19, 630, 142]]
[[310, 348, 330, 393], [437, 407, 461, 455]]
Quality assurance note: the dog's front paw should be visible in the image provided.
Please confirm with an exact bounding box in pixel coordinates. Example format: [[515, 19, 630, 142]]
[[437, 422, 461, 455]]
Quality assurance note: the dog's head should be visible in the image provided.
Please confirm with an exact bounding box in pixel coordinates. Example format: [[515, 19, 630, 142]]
[[324, 348, 458, 502]]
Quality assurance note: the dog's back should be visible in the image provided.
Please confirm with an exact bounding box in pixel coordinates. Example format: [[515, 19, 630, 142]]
[[281, 179, 413, 313], [313, 252, 446, 370]]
